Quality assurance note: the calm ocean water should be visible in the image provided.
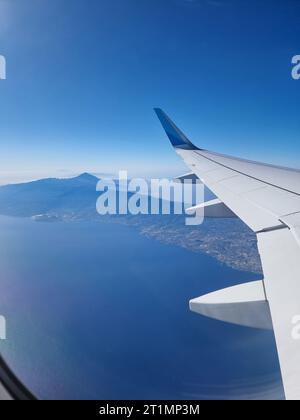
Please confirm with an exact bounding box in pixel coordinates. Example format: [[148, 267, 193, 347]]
[[0, 216, 284, 400]]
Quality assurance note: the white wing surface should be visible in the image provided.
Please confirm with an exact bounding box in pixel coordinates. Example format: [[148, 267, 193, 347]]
[[155, 108, 300, 400]]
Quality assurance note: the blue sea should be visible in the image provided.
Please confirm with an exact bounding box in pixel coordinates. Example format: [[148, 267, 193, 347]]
[[0, 215, 284, 400]]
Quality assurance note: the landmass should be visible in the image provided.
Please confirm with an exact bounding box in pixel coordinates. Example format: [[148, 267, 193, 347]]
[[0, 173, 262, 274]]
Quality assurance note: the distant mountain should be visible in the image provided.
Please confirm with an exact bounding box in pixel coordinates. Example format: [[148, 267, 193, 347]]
[[0, 173, 182, 219], [0, 173, 100, 217]]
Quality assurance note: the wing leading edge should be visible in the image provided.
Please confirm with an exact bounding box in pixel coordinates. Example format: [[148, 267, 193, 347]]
[[155, 108, 300, 400]]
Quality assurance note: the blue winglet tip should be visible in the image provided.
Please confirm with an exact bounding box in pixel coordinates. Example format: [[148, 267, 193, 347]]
[[154, 108, 199, 150]]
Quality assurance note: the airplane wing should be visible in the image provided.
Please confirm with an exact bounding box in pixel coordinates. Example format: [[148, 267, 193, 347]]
[[155, 108, 300, 400]]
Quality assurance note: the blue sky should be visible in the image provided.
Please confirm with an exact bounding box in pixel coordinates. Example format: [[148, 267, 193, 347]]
[[0, 0, 300, 184]]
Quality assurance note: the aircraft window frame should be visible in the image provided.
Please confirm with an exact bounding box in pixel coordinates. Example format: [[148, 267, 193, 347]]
[[0, 355, 37, 400]]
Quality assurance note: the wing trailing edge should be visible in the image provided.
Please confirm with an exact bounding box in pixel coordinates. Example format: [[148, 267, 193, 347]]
[[186, 198, 237, 218], [174, 172, 201, 183]]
